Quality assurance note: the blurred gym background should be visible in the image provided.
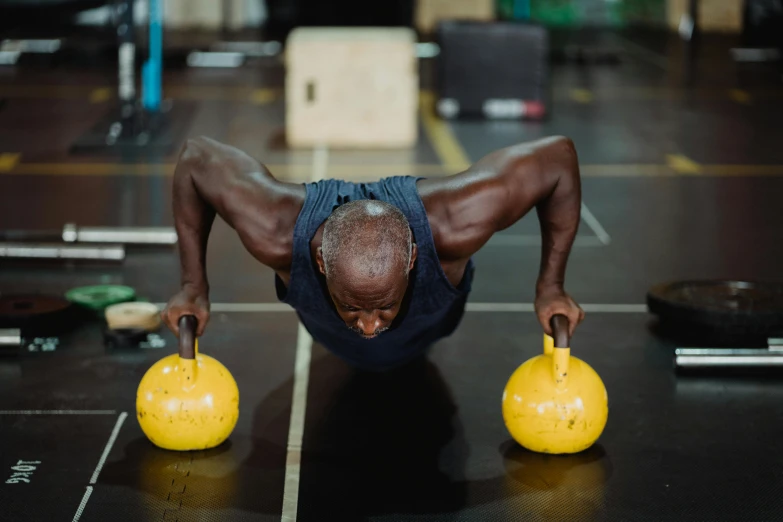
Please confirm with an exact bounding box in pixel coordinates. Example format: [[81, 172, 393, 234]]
[[3, 0, 780, 55], [0, 0, 781, 163], [2, 4, 783, 520]]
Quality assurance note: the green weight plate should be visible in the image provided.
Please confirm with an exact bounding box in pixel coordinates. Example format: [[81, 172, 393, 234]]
[[65, 285, 136, 310]]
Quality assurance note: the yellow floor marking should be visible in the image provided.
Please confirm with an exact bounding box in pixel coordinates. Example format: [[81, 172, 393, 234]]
[[4, 160, 783, 178], [570, 88, 593, 104], [11, 163, 175, 176], [419, 91, 471, 172], [163, 85, 281, 102], [165, 85, 239, 100], [249, 88, 278, 104], [0, 153, 21, 172], [3, 84, 782, 104], [89, 88, 113, 104], [729, 89, 752, 105], [666, 154, 702, 174], [552, 86, 783, 102], [554, 87, 685, 101], [4, 162, 449, 178], [702, 164, 783, 176], [0, 85, 96, 99], [580, 164, 673, 177]]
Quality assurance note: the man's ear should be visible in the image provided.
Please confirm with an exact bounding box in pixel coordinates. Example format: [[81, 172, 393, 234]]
[[409, 243, 418, 271], [316, 247, 326, 275]]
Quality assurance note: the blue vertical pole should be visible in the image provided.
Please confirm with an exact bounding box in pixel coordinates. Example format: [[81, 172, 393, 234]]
[[142, 0, 162, 112]]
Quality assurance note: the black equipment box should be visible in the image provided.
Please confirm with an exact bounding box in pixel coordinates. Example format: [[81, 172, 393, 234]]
[[435, 20, 550, 120]]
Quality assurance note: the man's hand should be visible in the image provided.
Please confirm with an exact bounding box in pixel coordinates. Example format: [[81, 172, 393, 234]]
[[534, 286, 584, 338], [161, 284, 211, 337]]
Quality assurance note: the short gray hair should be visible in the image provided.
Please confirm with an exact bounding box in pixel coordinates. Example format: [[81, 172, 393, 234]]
[[321, 200, 413, 280]]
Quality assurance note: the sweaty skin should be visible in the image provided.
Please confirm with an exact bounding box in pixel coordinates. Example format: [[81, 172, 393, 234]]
[[162, 136, 585, 339]]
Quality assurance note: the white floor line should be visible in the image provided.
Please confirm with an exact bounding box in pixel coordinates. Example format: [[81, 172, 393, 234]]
[[90, 412, 127, 484], [488, 235, 605, 247], [281, 144, 325, 522], [0, 410, 117, 415], [71, 412, 126, 522], [580, 202, 611, 245], [281, 323, 313, 522], [210, 303, 291, 312], [465, 303, 648, 313], [581, 304, 648, 313], [155, 302, 647, 313], [466, 303, 536, 312], [71, 486, 93, 522], [153, 302, 294, 312]]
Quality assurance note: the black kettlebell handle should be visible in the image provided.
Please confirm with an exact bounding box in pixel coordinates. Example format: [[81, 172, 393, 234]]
[[178, 315, 197, 360], [550, 314, 570, 348]]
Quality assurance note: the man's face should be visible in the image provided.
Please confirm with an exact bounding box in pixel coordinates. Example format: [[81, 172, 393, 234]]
[[316, 245, 417, 339]]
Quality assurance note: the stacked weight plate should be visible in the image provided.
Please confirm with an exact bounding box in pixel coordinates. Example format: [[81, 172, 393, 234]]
[[648, 280, 783, 370]]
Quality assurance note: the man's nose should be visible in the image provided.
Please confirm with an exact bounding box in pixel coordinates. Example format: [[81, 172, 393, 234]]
[[356, 312, 382, 335]]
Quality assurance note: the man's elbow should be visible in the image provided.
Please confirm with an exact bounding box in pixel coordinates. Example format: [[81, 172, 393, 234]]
[[541, 136, 578, 178], [172, 139, 215, 194], [505, 136, 576, 164], [179, 136, 212, 164], [532, 135, 574, 161], [527, 136, 579, 192], [176, 137, 224, 184], [551, 135, 575, 155]]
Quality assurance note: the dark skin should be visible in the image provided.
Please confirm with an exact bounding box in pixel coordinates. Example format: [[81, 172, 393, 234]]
[[162, 135, 585, 340], [322, 256, 417, 339]]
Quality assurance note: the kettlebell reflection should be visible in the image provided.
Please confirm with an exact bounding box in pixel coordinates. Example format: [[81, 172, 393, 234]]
[[501, 440, 612, 519], [100, 438, 242, 508]]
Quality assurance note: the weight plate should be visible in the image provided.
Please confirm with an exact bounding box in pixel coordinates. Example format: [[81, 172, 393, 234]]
[[0, 294, 77, 336], [65, 285, 136, 311], [647, 280, 783, 336], [105, 301, 160, 331]]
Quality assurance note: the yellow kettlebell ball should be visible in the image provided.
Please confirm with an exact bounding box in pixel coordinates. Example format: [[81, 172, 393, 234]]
[[136, 316, 239, 451], [502, 316, 608, 454]]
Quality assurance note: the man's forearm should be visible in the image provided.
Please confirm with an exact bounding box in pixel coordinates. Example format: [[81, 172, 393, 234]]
[[534, 139, 581, 294], [172, 141, 216, 293]]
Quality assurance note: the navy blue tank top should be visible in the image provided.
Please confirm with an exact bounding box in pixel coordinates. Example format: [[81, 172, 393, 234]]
[[275, 176, 474, 371]]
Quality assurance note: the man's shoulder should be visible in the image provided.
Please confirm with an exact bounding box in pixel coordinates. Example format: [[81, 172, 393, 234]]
[[414, 169, 505, 262]]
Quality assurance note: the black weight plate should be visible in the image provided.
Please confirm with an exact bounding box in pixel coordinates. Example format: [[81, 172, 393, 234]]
[[0, 294, 79, 336], [647, 280, 783, 336]]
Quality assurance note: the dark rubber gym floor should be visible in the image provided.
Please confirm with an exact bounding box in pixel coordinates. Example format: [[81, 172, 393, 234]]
[[2, 28, 783, 521]]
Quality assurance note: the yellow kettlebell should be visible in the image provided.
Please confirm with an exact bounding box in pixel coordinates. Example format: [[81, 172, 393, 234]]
[[502, 314, 607, 454], [136, 315, 239, 451]]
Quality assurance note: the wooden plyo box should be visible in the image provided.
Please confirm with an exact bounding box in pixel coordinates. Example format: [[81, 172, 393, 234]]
[[667, 0, 742, 33], [285, 27, 418, 149], [415, 0, 495, 34]]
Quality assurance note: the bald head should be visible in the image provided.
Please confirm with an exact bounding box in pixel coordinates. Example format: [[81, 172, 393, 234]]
[[320, 200, 413, 282]]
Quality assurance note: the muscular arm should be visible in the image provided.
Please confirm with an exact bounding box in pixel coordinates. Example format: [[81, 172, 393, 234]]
[[173, 137, 302, 285], [166, 137, 303, 334], [172, 140, 216, 294], [420, 135, 583, 333]]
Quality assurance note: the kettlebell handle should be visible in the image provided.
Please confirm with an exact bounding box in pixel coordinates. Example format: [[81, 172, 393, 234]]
[[550, 314, 570, 348], [549, 314, 570, 388], [178, 315, 197, 360]]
